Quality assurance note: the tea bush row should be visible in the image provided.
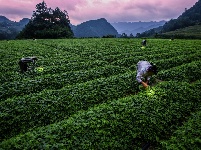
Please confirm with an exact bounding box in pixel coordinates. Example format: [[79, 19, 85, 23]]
[[1, 80, 201, 149]]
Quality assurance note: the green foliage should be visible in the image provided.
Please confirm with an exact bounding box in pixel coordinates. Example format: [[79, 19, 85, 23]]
[[0, 71, 138, 140], [0, 38, 201, 149], [0, 61, 109, 99], [157, 60, 201, 82], [161, 25, 201, 39], [1, 81, 201, 149], [16, 1, 73, 39], [161, 110, 201, 150]]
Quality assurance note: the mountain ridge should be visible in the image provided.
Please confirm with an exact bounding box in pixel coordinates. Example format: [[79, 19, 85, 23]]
[[71, 18, 119, 38], [0, 16, 30, 40], [0, 15, 165, 39], [137, 0, 201, 38]]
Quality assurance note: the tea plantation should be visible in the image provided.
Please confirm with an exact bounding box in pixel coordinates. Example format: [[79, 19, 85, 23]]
[[0, 38, 201, 149]]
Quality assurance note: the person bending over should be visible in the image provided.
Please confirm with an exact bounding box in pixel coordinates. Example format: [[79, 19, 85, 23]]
[[136, 61, 157, 89], [19, 56, 37, 73]]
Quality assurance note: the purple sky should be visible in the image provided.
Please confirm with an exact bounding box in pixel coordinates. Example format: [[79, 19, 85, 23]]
[[0, 0, 198, 25]]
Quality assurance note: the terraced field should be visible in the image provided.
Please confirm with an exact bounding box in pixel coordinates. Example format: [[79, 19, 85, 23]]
[[0, 38, 201, 149]]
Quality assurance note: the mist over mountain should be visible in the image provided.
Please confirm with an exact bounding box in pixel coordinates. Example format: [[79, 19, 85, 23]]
[[111, 21, 166, 36]]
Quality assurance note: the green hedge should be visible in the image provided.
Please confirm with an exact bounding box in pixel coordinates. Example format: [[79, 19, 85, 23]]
[[160, 110, 201, 150], [0, 58, 102, 84], [157, 60, 201, 82], [129, 51, 201, 71], [2, 58, 201, 141], [40, 60, 108, 74], [159, 80, 201, 150], [155, 52, 201, 71], [0, 65, 126, 100], [1, 81, 201, 149], [112, 49, 196, 68], [0, 71, 138, 140]]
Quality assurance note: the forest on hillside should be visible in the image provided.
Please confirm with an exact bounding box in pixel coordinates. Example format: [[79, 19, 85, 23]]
[[137, 0, 201, 38]]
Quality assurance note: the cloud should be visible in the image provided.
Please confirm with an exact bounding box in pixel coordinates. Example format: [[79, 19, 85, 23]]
[[67, 0, 198, 24], [0, 0, 198, 24], [0, 0, 87, 21]]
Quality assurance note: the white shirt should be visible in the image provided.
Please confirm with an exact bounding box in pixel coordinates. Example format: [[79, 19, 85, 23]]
[[136, 61, 152, 83]]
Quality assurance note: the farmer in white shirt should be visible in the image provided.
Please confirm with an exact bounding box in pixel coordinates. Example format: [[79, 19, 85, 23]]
[[136, 61, 157, 89]]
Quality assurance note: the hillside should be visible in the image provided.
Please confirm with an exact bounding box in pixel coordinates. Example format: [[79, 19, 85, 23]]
[[137, 0, 201, 38], [0, 16, 11, 22], [161, 25, 201, 39], [0, 16, 29, 40], [162, 0, 201, 32], [72, 18, 119, 38]]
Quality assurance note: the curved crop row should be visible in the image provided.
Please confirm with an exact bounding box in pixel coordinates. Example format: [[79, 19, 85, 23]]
[[111, 49, 196, 67], [0, 71, 137, 140], [2, 50, 200, 101], [40, 60, 108, 75], [0, 57, 107, 84], [1, 80, 201, 149], [128, 51, 201, 71], [153, 52, 201, 71], [96, 47, 181, 63], [160, 110, 201, 150], [2, 59, 201, 140], [0, 60, 109, 98], [157, 60, 201, 82], [0, 65, 128, 100]]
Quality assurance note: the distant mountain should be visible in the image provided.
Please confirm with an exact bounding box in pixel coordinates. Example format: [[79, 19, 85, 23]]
[[0, 16, 29, 40], [0, 16, 118, 39], [72, 18, 119, 38], [19, 18, 30, 26], [111, 21, 166, 36], [0, 16, 11, 23], [137, 0, 201, 38], [162, 0, 201, 33]]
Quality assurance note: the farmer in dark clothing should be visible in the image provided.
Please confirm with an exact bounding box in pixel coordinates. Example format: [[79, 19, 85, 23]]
[[136, 61, 157, 89], [142, 39, 147, 46], [19, 57, 37, 73]]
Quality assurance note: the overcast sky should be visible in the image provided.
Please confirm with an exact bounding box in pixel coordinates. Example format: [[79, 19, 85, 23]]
[[0, 0, 197, 25]]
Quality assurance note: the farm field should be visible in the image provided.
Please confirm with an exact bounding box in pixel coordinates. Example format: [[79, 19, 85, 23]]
[[0, 38, 201, 149]]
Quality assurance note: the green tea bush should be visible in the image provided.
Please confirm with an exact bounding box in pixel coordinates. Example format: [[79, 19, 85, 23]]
[[0, 65, 128, 100], [161, 110, 201, 150], [1, 81, 201, 149], [0, 71, 137, 140]]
